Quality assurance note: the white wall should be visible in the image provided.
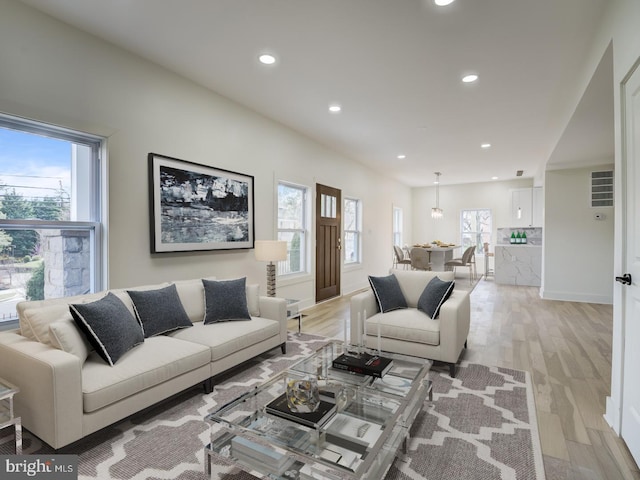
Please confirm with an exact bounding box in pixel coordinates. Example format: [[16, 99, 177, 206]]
[[0, 0, 412, 308], [542, 166, 614, 304], [411, 178, 533, 265]]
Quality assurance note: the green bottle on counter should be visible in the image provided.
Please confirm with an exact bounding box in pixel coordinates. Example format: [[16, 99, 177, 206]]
[[516, 232, 522, 244], [522, 231, 527, 244], [510, 232, 516, 244]]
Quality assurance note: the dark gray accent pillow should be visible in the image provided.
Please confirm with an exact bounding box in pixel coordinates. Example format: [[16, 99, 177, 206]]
[[202, 277, 251, 324], [69, 292, 144, 366], [368, 274, 408, 313], [418, 276, 455, 319], [127, 284, 193, 337]]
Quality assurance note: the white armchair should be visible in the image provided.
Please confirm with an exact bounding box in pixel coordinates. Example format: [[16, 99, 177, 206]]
[[350, 269, 470, 376]]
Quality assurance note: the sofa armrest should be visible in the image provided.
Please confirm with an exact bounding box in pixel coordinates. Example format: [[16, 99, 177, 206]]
[[258, 296, 287, 322], [437, 290, 471, 363], [0, 332, 83, 449], [349, 291, 380, 345]]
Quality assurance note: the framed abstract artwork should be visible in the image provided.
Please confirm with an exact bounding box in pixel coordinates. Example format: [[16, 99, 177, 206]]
[[148, 153, 254, 253]]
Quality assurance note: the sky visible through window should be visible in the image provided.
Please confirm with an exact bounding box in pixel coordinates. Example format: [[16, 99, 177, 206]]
[[0, 127, 71, 201]]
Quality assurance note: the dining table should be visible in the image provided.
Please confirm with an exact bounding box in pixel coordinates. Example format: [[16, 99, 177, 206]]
[[412, 244, 461, 271]]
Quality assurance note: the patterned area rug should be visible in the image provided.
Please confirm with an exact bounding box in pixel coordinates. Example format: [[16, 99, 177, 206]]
[[3, 333, 545, 480]]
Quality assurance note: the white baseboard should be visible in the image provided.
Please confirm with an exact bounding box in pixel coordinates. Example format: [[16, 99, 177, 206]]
[[540, 289, 613, 304]]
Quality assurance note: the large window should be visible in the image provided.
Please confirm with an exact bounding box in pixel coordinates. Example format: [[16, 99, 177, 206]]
[[0, 115, 105, 325], [277, 182, 308, 275], [343, 197, 361, 264], [461, 209, 492, 254], [393, 206, 403, 247]]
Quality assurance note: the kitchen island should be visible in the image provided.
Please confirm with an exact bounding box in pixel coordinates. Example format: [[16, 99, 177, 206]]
[[494, 245, 542, 287]]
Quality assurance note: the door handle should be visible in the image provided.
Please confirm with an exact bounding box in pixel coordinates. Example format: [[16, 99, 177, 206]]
[[616, 273, 632, 285]]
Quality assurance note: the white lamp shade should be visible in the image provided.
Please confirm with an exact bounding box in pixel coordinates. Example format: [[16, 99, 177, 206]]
[[254, 240, 287, 262]]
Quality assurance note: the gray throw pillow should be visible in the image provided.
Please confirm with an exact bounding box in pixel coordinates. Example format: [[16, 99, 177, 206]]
[[203, 277, 251, 324], [69, 292, 144, 366], [368, 274, 408, 313], [127, 284, 193, 337], [417, 276, 455, 319]]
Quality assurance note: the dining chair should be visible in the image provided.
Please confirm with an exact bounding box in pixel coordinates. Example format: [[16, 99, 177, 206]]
[[410, 247, 432, 271], [445, 246, 476, 283], [393, 245, 412, 270]]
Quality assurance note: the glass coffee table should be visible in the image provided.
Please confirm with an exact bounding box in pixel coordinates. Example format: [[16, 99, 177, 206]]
[[205, 341, 432, 479], [0, 378, 21, 454]]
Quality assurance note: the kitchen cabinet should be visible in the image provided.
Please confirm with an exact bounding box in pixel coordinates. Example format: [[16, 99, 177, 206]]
[[510, 187, 543, 227]]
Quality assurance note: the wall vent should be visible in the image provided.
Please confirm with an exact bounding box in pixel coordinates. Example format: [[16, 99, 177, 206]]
[[591, 170, 614, 207]]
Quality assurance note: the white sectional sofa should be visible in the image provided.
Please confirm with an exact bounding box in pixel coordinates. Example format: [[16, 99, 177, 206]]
[[350, 269, 470, 376], [0, 277, 287, 449]]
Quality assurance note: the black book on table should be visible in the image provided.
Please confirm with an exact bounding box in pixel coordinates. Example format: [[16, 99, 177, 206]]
[[265, 393, 336, 429], [331, 352, 393, 378]]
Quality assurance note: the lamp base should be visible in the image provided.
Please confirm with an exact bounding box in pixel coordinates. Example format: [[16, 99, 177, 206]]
[[266, 262, 277, 297]]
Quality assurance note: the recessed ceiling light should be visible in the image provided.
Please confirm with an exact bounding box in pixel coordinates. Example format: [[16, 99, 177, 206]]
[[462, 74, 478, 83], [397, 154, 406, 159], [434, 0, 455, 5], [492, 176, 499, 180], [481, 143, 491, 149], [328, 104, 342, 113], [258, 53, 276, 65]]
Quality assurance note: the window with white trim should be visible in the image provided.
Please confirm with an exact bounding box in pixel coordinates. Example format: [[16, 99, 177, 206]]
[[0, 114, 105, 326], [461, 209, 491, 254], [344, 197, 362, 264], [393, 206, 403, 247], [277, 182, 308, 275]]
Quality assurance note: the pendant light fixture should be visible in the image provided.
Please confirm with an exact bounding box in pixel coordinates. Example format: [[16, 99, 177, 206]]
[[431, 172, 443, 219]]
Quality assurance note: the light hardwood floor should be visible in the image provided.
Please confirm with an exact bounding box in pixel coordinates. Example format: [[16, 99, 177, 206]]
[[289, 278, 640, 480]]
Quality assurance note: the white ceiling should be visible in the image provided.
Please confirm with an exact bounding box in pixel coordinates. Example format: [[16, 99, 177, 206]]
[[19, 0, 612, 187]]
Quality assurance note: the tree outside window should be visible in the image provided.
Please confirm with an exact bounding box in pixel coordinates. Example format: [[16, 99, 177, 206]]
[[461, 209, 492, 254]]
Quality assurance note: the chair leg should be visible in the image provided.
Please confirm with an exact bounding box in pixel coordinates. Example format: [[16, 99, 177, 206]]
[[449, 363, 456, 377]]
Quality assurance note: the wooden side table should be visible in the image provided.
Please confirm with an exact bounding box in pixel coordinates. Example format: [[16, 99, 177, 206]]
[[0, 378, 21, 454]]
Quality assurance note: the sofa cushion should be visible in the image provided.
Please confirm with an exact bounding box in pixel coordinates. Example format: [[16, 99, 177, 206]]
[[48, 313, 93, 363], [417, 277, 455, 319], [81, 336, 210, 412], [127, 284, 193, 337], [203, 278, 251, 323], [390, 269, 455, 306], [170, 317, 280, 362], [70, 292, 145, 366], [173, 277, 216, 323], [368, 310, 440, 346], [246, 283, 260, 317], [368, 274, 407, 313], [18, 292, 103, 345]]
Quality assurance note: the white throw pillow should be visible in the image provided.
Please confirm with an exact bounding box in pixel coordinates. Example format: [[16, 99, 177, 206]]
[[49, 313, 93, 363]]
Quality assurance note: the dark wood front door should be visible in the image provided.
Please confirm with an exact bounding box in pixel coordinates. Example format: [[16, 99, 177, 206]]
[[316, 183, 341, 302]]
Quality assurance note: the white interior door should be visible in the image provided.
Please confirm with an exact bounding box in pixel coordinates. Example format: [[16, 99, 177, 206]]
[[621, 59, 640, 466]]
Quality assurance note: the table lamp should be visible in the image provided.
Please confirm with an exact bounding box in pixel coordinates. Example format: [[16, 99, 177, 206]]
[[254, 240, 287, 297]]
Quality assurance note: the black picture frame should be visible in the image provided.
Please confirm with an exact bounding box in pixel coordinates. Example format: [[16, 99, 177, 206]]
[[148, 153, 254, 253]]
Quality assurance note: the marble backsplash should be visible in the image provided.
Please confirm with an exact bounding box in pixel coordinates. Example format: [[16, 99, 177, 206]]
[[497, 227, 542, 245]]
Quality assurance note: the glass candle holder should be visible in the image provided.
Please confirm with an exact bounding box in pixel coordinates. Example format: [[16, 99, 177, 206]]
[[285, 375, 320, 413]]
